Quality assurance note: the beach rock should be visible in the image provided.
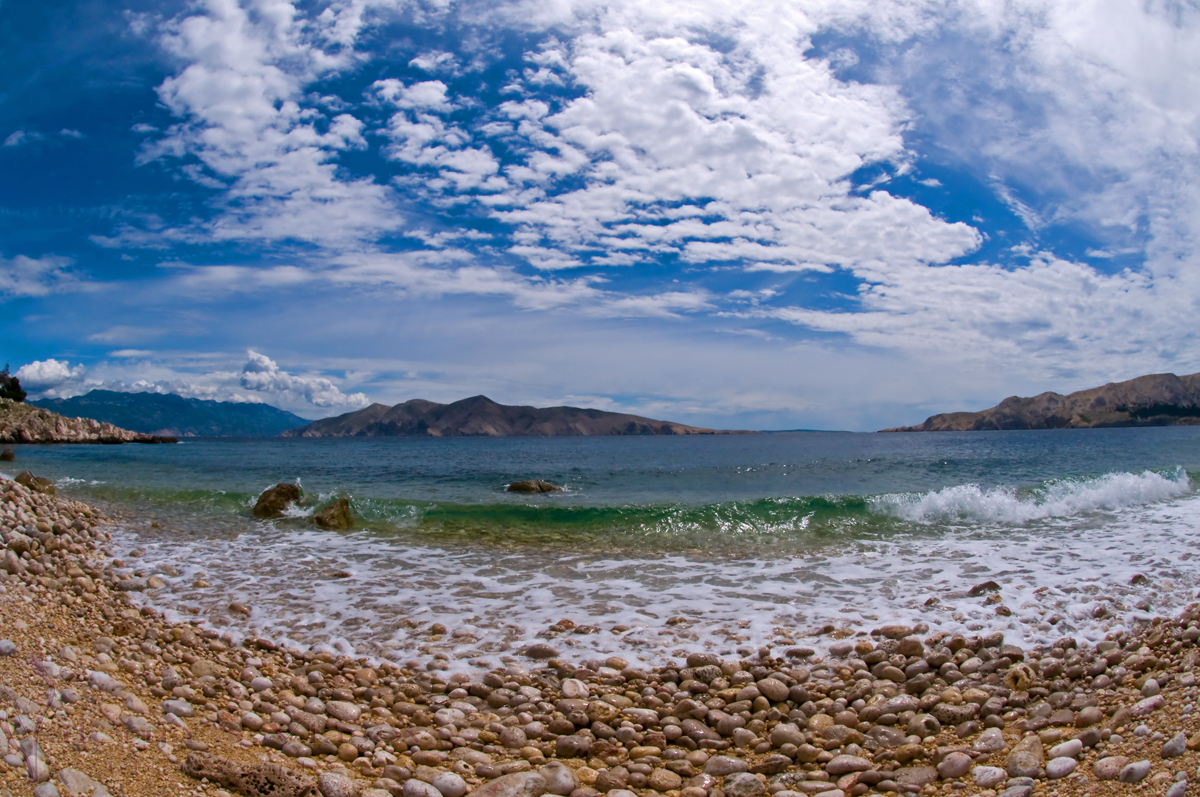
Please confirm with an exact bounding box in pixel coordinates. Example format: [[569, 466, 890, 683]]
[[539, 763, 578, 796], [1005, 735, 1044, 778], [56, 768, 103, 796], [16, 471, 55, 495], [404, 780, 441, 797], [704, 756, 749, 775], [253, 483, 301, 519], [326, 701, 361, 723], [723, 773, 765, 797], [0, 447, 13, 461], [33, 784, 60, 797], [0, 639, 15, 656], [555, 736, 590, 759], [469, 772, 547, 797], [318, 772, 359, 797], [1163, 732, 1187, 757], [1046, 757, 1077, 779], [506, 480, 562, 493], [432, 773, 468, 797], [892, 767, 937, 788], [314, 498, 354, 530], [971, 767, 1006, 789], [973, 727, 1005, 753], [1048, 739, 1082, 759], [28, 756, 52, 783], [181, 752, 316, 797], [1119, 760, 1152, 783], [770, 723, 805, 748], [1131, 694, 1164, 716], [937, 752, 972, 780], [1093, 756, 1130, 780], [825, 756, 871, 776]]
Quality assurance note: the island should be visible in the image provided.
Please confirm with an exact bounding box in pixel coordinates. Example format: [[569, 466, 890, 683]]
[[282, 394, 751, 437], [882, 371, 1200, 431]]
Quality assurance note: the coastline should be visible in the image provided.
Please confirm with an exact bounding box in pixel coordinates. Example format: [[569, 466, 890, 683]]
[[3, 478, 1200, 797]]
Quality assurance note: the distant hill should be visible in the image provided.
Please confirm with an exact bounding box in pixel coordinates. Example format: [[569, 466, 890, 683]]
[[281, 394, 751, 437], [31, 390, 308, 438], [882, 372, 1200, 431]]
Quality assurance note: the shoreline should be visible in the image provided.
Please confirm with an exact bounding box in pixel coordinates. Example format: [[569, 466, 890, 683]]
[[2, 477, 1200, 797]]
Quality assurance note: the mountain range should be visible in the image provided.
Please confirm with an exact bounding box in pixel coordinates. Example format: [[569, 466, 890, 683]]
[[882, 372, 1200, 431], [30, 390, 308, 438], [281, 395, 748, 437]]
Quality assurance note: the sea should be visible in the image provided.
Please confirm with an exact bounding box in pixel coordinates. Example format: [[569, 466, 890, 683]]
[[5, 427, 1200, 670]]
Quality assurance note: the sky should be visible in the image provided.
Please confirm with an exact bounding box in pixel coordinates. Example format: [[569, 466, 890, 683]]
[[2, 0, 1199, 430]]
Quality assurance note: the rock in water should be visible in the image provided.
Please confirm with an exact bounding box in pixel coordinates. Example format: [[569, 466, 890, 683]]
[[15, 471, 55, 495], [313, 498, 353, 530], [0, 447, 13, 461], [507, 480, 562, 493], [253, 483, 301, 518]]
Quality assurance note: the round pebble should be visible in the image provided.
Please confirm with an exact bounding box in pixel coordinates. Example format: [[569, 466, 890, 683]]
[[0, 639, 15, 656], [1046, 757, 1078, 779]]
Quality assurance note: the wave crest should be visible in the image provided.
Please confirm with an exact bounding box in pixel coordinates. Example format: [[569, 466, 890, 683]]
[[872, 468, 1192, 525]]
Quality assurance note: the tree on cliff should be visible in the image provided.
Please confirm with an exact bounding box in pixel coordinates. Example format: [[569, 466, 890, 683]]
[[0, 364, 26, 402]]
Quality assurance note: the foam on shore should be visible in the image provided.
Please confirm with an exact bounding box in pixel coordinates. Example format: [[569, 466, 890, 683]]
[[108, 470, 1200, 671]]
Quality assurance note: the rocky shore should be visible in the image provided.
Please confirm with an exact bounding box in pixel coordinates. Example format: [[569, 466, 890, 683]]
[[3, 477, 1200, 797], [0, 398, 176, 445]]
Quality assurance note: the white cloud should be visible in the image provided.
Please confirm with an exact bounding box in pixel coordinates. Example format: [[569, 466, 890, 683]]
[[0, 254, 86, 298], [15, 359, 86, 391], [59, 129, 84, 139], [240, 350, 369, 408], [127, 0, 403, 247]]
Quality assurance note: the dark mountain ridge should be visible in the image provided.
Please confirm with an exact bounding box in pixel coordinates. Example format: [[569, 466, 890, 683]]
[[882, 372, 1200, 432], [282, 395, 750, 437], [31, 390, 308, 438]]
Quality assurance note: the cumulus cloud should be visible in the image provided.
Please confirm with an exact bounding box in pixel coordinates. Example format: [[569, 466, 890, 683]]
[[0, 254, 86, 298], [14, 359, 86, 391], [239, 351, 369, 408]]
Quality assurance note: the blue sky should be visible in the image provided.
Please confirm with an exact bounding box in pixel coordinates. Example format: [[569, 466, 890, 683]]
[[2, 0, 1199, 429]]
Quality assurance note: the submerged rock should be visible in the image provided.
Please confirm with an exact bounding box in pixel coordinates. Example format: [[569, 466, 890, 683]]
[[506, 480, 562, 493], [313, 497, 353, 530], [0, 447, 14, 461], [253, 483, 301, 519]]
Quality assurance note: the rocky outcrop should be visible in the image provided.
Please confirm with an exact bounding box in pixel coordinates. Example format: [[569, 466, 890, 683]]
[[252, 483, 301, 519], [313, 498, 353, 529], [0, 398, 177, 444], [882, 372, 1200, 431], [507, 480, 563, 493], [282, 395, 752, 437]]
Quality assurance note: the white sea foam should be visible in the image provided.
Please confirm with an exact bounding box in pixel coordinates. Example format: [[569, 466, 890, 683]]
[[873, 468, 1191, 525], [110, 471, 1200, 671]]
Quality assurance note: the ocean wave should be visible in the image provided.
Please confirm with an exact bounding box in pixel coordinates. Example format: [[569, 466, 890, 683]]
[[872, 467, 1192, 525]]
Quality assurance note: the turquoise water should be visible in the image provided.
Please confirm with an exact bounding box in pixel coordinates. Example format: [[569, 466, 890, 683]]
[[5, 427, 1200, 666], [5, 427, 1200, 551]]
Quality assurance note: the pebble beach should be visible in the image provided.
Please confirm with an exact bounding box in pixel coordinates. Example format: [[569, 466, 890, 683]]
[[5, 474, 1200, 797]]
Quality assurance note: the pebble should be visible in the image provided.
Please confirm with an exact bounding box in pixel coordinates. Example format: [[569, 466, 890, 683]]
[[1120, 759, 1153, 783], [723, 772, 766, 797], [1165, 732, 1188, 758], [318, 771, 359, 797], [1048, 739, 1082, 759], [1045, 757, 1077, 779], [1168, 783, 1189, 797], [937, 752, 972, 780], [0, 639, 15, 656], [1142, 678, 1161, 696]]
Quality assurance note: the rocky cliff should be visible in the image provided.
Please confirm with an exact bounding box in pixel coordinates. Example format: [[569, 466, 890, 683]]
[[282, 395, 749, 437], [882, 372, 1200, 432], [0, 398, 177, 444]]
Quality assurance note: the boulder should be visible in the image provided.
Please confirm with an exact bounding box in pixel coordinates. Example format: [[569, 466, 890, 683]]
[[181, 752, 315, 797], [313, 498, 354, 530], [506, 480, 562, 493], [15, 471, 55, 495], [253, 483, 301, 518], [0, 448, 14, 461]]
